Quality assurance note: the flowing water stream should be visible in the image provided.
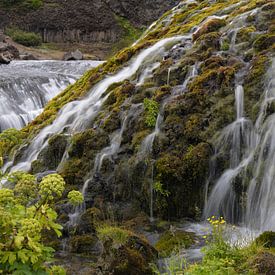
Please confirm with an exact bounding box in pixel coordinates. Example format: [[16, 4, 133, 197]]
[[0, 60, 102, 131], [205, 59, 275, 231]]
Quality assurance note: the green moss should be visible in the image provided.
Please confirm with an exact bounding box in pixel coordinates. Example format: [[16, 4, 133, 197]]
[[255, 231, 275, 248], [244, 54, 271, 121], [193, 18, 226, 41], [155, 230, 195, 257], [69, 234, 98, 254], [110, 15, 144, 56], [236, 26, 256, 44], [0, 128, 26, 159], [131, 129, 151, 151], [253, 34, 275, 52], [195, 31, 221, 51]]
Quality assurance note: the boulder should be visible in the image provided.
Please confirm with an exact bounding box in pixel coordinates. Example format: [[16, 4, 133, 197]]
[[0, 53, 11, 64], [0, 42, 20, 64], [63, 49, 84, 61]]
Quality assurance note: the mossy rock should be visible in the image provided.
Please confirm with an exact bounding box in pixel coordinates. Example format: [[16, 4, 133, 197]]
[[255, 231, 275, 248], [31, 134, 68, 173], [69, 234, 99, 254], [253, 34, 275, 52], [236, 26, 256, 44], [155, 230, 195, 257], [97, 226, 157, 275], [193, 18, 226, 41], [196, 31, 221, 51]]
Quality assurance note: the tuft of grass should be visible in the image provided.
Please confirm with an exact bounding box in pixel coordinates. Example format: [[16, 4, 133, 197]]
[[97, 225, 132, 247]]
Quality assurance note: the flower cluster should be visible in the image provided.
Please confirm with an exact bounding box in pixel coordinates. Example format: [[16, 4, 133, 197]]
[[68, 190, 84, 206], [39, 173, 65, 200], [207, 216, 226, 226], [20, 218, 42, 238]]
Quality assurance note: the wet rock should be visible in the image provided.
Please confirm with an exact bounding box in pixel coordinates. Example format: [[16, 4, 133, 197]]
[[69, 234, 101, 254], [63, 49, 84, 61]]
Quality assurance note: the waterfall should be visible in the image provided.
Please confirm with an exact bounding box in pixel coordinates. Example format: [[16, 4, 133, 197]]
[[68, 104, 142, 226], [7, 35, 187, 173], [205, 59, 275, 231], [0, 60, 102, 131]]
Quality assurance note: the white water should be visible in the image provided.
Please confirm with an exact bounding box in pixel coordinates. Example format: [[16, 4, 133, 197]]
[[8, 36, 186, 173], [0, 60, 102, 131], [69, 103, 143, 226], [205, 59, 275, 231]]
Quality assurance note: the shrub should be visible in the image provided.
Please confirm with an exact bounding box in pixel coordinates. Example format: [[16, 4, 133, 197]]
[[6, 27, 42, 47]]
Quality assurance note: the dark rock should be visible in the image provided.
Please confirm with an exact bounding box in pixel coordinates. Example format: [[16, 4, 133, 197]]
[[0, 30, 5, 42], [0, 53, 11, 64], [0, 0, 178, 44], [63, 49, 84, 61]]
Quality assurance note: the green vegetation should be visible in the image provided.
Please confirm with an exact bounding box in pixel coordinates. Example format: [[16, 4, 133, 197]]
[[6, 27, 42, 46], [97, 225, 132, 247], [155, 230, 195, 257], [0, 0, 43, 10], [0, 168, 83, 274], [0, 128, 25, 160], [153, 218, 275, 275], [185, 218, 275, 274], [111, 16, 144, 55], [143, 98, 159, 127]]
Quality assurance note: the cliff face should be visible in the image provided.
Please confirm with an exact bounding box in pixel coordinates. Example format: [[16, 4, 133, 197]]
[[0, 0, 178, 44]]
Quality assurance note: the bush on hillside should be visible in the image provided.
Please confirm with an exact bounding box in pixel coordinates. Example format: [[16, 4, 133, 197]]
[[6, 27, 42, 46]]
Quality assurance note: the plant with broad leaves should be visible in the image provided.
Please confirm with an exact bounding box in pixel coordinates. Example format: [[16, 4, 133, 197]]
[[0, 171, 82, 274]]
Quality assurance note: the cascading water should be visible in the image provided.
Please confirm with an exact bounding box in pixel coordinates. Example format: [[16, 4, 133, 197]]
[[68, 103, 143, 226], [7, 35, 187, 173], [205, 59, 275, 231], [0, 60, 102, 131]]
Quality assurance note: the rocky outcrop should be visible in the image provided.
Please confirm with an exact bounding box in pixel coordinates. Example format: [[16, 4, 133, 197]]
[[0, 41, 19, 64], [0, 0, 178, 44]]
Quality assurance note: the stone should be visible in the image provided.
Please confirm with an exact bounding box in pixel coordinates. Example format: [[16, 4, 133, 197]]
[[63, 49, 84, 61], [20, 53, 38, 60], [0, 53, 11, 64]]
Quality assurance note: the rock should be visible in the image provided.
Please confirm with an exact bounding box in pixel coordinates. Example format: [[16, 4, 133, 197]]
[[63, 49, 84, 61], [255, 231, 275, 248], [97, 227, 157, 275], [0, 0, 178, 44], [0, 42, 20, 64], [0, 53, 11, 64], [20, 53, 38, 60], [193, 18, 226, 41], [253, 252, 275, 275], [0, 30, 5, 42]]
